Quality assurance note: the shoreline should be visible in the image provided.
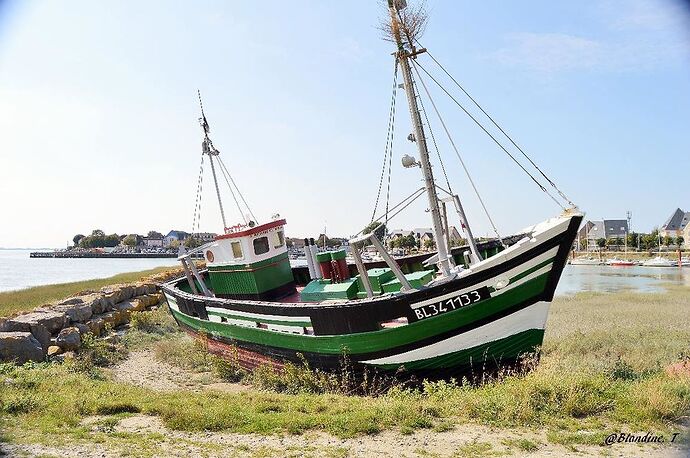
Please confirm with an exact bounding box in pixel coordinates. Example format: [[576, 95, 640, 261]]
[[0, 266, 183, 318]]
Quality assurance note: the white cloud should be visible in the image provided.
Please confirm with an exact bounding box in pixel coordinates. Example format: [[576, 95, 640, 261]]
[[492, 33, 604, 73]]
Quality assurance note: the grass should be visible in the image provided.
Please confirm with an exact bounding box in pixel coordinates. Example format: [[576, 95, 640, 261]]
[[0, 266, 177, 317], [1, 286, 689, 455]]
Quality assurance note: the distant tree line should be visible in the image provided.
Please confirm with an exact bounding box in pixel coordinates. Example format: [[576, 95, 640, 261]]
[[581, 229, 685, 251], [72, 230, 121, 248]]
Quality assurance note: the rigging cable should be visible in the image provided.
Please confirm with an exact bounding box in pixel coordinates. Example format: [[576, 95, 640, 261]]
[[191, 154, 205, 233], [371, 60, 399, 226], [216, 156, 252, 225], [413, 60, 565, 211], [218, 156, 258, 223], [411, 61, 504, 243], [357, 187, 427, 238], [419, 47, 576, 208]]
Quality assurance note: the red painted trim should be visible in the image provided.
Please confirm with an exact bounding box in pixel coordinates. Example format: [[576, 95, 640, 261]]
[[215, 219, 287, 240]]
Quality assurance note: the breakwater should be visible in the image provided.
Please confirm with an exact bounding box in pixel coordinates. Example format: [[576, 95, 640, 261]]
[[0, 269, 183, 363], [30, 251, 178, 258]]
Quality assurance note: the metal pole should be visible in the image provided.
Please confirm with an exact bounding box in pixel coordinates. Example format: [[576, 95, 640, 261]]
[[452, 195, 481, 264], [205, 142, 227, 231], [389, 4, 451, 277], [369, 234, 413, 291], [351, 242, 374, 298], [181, 260, 199, 295], [187, 258, 212, 297]]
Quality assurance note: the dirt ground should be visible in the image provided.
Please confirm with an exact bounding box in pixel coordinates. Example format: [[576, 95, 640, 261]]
[[1, 350, 687, 458]]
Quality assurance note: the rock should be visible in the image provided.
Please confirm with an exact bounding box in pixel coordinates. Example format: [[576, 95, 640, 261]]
[[55, 327, 81, 351], [47, 345, 63, 356], [101, 310, 126, 328], [85, 317, 105, 336], [73, 323, 90, 336], [79, 293, 106, 315], [100, 287, 122, 305], [0, 332, 45, 364], [58, 297, 84, 306], [4, 310, 67, 334], [50, 303, 93, 323], [139, 294, 160, 308], [0, 312, 61, 351]]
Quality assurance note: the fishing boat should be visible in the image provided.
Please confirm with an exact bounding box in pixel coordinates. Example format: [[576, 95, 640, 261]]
[[162, 1, 582, 379]]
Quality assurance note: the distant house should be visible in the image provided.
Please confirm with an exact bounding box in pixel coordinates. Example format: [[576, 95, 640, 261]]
[[389, 229, 414, 240], [389, 226, 462, 245], [579, 219, 629, 250], [191, 232, 217, 243], [660, 208, 690, 238], [413, 228, 435, 245], [164, 230, 190, 247], [142, 236, 163, 248], [448, 226, 463, 243]]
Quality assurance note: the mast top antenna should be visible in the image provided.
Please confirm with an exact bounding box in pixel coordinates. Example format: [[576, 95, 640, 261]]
[[197, 89, 210, 136]]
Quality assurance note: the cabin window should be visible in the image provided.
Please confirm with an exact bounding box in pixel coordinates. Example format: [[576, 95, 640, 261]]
[[273, 230, 285, 248], [253, 236, 270, 255], [231, 241, 243, 259]]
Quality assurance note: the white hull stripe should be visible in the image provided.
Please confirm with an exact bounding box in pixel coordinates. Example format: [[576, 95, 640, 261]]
[[205, 306, 311, 324], [363, 301, 551, 365], [411, 246, 558, 309]]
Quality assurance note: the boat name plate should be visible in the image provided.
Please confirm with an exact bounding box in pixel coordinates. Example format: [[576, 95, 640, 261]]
[[411, 286, 491, 321]]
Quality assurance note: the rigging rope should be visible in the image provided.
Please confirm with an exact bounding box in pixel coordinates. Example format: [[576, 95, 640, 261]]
[[216, 156, 247, 225], [411, 61, 504, 243], [371, 60, 399, 225], [420, 47, 576, 208], [413, 60, 566, 211], [191, 154, 205, 233], [358, 187, 426, 238], [217, 156, 257, 222]]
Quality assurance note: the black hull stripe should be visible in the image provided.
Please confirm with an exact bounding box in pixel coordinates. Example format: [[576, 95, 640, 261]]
[[163, 215, 580, 336]]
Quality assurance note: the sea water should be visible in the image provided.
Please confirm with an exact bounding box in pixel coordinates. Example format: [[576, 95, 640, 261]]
[[0, 249, 179, 293]]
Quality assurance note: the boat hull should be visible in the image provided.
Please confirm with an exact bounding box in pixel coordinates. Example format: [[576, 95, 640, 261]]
[[162, 213, 582, 378]]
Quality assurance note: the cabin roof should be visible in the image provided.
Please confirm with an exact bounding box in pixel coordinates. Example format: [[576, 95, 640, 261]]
[[216, 219, 287, 240]]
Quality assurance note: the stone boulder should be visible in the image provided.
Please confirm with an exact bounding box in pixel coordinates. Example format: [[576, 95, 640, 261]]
[[58, 297, 84, 306], [50, 303, 93, 324], [79, 293, 106, 315], [85, 317, 105, 336], [1, 309, 67, 335], [0, 332, 44, 364], [0, 310, 67, 351], [55, 327, 81, 351]]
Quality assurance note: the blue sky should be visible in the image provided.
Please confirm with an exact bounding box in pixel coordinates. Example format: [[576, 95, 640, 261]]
[[1, 0, 689, 248]]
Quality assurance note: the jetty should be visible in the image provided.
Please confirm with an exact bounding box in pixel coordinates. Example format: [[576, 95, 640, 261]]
[[30, 251, 178, 259]]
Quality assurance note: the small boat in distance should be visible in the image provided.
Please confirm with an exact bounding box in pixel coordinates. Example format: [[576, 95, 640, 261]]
[[643, 256, 675, 267], [570, 257, 602, 265], [607, 258, 636, 267]]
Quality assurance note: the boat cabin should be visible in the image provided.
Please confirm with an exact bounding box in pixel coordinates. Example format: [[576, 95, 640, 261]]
[[203, 219, 296, 301]]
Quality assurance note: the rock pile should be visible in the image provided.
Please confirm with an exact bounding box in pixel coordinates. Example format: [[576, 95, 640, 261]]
[[0, 282, 167, 364]]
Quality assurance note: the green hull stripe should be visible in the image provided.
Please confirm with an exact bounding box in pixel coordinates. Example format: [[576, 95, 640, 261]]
[[510, 257, 553, 284], [170, 271, 550, 356], [371, 329, 544, 370], [209, 252, 289, 271], [206, 310, 311, 327]]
